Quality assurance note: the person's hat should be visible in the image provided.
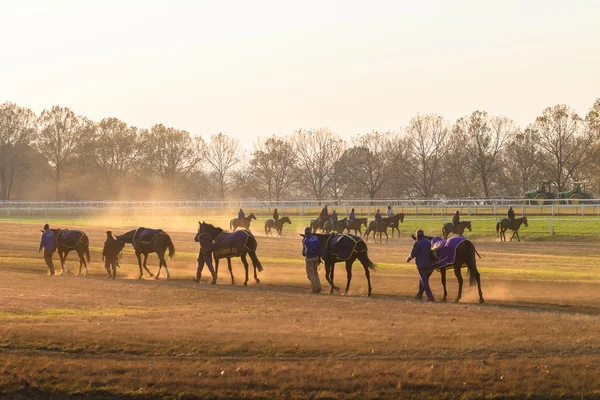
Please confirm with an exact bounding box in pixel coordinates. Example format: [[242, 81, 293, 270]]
[[43, 224, 49, 230], [304, 226, 312, 235], [416, 229, 424, 237], [106, 230, 112, 237]]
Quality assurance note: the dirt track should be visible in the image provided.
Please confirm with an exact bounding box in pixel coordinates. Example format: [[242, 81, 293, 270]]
[[1, 222, 600, 399]]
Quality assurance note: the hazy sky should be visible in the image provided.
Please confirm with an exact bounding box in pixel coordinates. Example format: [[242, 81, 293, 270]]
[[1, 0, 599, 148]]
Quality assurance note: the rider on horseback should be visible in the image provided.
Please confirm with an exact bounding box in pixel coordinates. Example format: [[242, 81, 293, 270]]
[[386, 204, 393, 218], [273, 208, 279, 223], [453, 210, 460, 226], [508, 206, 515, 222], [331, 210, 338, 225], [238, 208, 245, 220], [375, 209, 388, 226], [347, 208, 356, 228]]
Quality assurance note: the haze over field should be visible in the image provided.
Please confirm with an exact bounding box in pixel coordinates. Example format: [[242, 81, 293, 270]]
[[2, 0, 599, 146]]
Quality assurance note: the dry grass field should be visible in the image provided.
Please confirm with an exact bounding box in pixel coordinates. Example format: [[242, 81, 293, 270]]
[[2, 220, 600, 399]]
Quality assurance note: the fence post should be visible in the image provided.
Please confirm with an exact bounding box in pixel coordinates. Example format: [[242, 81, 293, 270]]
[[467, 205, 471, 216], [549, 218, 553, 235]]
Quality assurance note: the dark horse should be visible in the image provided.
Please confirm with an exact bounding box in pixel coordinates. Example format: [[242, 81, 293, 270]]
[[230, 213, 257, 231], [339, 217, 368, 235], [412, 234, 484, 303], [365, 214, 404, 243], [496, 216, 528, 242], [301, 233, 376, 296], [310, 214, 329, 233], [264, 216, 292, 237], [44, 229, 91, 276], [442, 221, 472, 239], [117, 228, 175, 280], [198, 221, 263, 285]]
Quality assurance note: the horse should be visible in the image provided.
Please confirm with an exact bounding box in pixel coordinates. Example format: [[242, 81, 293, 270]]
[[364, 215, 404, 243], [496, 216, 528, 242], [339, 218, 368, 235], [300, 233, 376, 296], [230, 213, 257, 231], [198, 221, 263, 286], [117, 228, 175, 280], [386, 213, 405, 238], [310, 214, 329, 232], [264, 216, 292, 237], [442, 221, 472, 239], [44, 229, 91, 276], [411, 234, 484, 303]]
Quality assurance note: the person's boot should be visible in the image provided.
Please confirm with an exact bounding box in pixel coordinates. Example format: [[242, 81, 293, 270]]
[[193, 272, 201, 284], [210, 273, 217, 284], [112, 268, 117, 280], [105, 269, 112, 279], [427, 298, 436, 303]]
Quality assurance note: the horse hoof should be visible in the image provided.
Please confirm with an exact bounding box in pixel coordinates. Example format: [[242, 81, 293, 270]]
[[367, 293, 372, 297], [149, 273, 155, 278], [166, 276, 170, 281], [334, 286, 340, 291], [255, 278, 261, 284], [342, 291, 348, 296], [154, 275, 159, 280], [454, 299, 461, 303], [243, 282, 248, 286], [442, 298, 447, 303], [480, 298, 485, 304], [138, 276, 143, 279]]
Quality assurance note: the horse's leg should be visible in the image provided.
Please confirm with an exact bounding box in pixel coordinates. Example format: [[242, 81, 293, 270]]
[[227, 258, 235, 285], [384, 231, 388, 244], [136, 251, 143, 279], [241, 253, 249, 286], [473, 265, 484, 303], [343, 259, 353, 296], [214, 258, 220, 282], [454, 265, 463, 303], [150, 253, 162, 279], [142, 252, 154, 277], [440, 268, 447, 302], [59, 251, 67, 275], [78, 248, 88, 277], [158, 249, 170, 280], [510, 230, 516, 242], [515, 230, 521, 242]]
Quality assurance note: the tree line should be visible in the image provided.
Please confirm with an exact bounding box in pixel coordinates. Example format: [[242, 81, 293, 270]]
[[1, 99, 599, 201]]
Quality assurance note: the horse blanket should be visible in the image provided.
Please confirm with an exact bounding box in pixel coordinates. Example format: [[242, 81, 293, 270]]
[[326, 234, 362, 261], [58, 230, 85, 249], [430, 236, 467, 269], [135, 228, 164, 244], [212, 230, 253, 259]]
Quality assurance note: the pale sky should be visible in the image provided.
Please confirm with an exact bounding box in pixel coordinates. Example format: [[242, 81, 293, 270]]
[[1, 0, 599, 148]]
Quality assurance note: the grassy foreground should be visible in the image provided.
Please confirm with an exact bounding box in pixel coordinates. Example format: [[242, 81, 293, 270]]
[[1, 221, 600, 398]]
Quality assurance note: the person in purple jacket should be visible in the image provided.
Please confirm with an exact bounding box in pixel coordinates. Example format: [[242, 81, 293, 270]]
[[406, 229, 435, 302], [38, 224, 56, 275]]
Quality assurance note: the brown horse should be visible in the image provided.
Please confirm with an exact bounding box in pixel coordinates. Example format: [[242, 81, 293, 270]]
[[338, 217, 368, 235], [442, 221, 472, 239], [45, 229, 91, 276], [412, 234, 484, 303], [496, 216, 528, 242], [230, 213, 257, 231], [117, 228, 175, 280], [365, 214, 404, 243], [264, 216, 292, 237]]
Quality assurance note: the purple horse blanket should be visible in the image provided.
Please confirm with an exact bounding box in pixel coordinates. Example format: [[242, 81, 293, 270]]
[[212, 230, 252, 260], [430, 236, 467, 269]]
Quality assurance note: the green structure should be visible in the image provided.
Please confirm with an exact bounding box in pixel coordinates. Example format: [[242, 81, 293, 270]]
[[556, 182, 593, 204], [524, 181, 555, 204]]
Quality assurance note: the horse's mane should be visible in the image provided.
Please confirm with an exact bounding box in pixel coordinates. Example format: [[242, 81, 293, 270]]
[[200, 222, 224, 235]]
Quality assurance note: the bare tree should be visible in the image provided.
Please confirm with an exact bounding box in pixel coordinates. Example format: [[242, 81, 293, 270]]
[[141, 124, 204, 194], [36, 106, 88, 200], [452, 111, 513, 196], [533, 104, 596, 191], [246, 135, 298, 201], [0, 103, 38, 200], [499, 127, 541, 196], [336, 131, 390, 199], [84, 117, 142, 198], [205, 133, 241, 200], [292, 128, 345, 199], [403, 114, 450, 198]]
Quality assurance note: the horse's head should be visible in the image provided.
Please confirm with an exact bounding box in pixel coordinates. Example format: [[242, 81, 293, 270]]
[[399, 213, 405, 223], [522, 216, 528, 227], [116, 230, 135, 244], [200, 221, 223, 239], [360, 218, 368, 227], [248, 213, 257, 220], [282, 216, 292, 225], [465, 221, 472, 231]]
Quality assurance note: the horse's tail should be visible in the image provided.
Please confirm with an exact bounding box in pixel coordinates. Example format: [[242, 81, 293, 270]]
[[83, 234, 91, 263], [166, 235, 175, 259], [247, 236, 263, 272], [358, 247, 376, 271], [495, 220, 500, 235], [230, 219, 233, 230], [264, 221, 268, 236], [467, 241, 478, 287]]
